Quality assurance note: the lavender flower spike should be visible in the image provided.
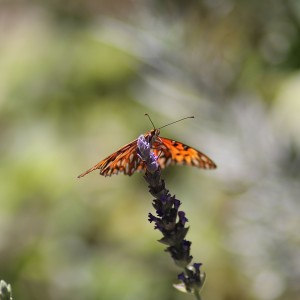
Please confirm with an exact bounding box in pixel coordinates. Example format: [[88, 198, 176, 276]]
[[137, 134, 206, 300], [137, 135, 159, 173]]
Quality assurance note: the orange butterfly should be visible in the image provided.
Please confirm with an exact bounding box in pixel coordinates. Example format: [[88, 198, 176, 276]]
[[78, 116, 216, 178]]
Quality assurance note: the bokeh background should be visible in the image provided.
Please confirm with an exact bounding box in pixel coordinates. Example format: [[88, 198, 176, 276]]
[[1, 1, 300, 299]]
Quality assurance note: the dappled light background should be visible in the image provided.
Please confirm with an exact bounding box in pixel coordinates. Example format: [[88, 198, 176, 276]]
[[1, 1, 300, 300]]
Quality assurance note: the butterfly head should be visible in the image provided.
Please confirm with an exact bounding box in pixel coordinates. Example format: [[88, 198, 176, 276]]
[[152, 128, 160, 137], [147, 128, 160, 146]]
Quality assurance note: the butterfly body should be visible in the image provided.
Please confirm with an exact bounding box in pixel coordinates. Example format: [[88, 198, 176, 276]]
[[78, 129, 216, 178]]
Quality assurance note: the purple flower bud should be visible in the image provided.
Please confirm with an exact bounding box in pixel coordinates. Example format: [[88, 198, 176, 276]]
[[137, 135, 150, 156], [178, 211, 188, 226], [177, 273, 186, 281], [182, 240, 191, 251], [137, 135, 159, 173], [148, 152, 159, 172], [154, 223, 164, 231], [148, 213, 157, 223], [174, 199, 181, 209], [193, 263, 202, 273]]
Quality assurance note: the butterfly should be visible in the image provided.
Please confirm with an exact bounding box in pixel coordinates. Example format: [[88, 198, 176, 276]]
[[78, 116, 216, 178]]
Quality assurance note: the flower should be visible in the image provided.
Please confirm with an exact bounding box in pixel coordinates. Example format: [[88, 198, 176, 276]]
[[137, 135, 159, 173], [137, 135, 206, 298]]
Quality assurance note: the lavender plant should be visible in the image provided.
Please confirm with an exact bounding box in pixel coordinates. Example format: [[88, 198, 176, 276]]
[[137, 135, 206, 300]]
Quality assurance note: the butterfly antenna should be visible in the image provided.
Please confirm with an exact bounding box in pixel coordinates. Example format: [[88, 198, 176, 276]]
[[159, 116, 194, 129], [144, 113, 156, 129]]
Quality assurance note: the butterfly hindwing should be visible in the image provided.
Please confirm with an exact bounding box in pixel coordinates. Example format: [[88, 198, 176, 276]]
[[153, 137, 216, 170]]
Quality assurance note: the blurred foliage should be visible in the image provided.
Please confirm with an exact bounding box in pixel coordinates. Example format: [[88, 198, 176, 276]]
[[0, 280, 13, 300], [0, 0, 300, 300]]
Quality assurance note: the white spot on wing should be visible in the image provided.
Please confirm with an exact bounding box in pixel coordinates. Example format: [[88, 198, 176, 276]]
[[129, 153, 134, 162], [159, 157, 166, 165], [192, 159, 199, 166], [201, 156, 208, 162]]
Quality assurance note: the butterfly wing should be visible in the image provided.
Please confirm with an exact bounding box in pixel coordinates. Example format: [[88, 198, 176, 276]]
[[153, 137, 217, 170], [77, 139, 144, 178], [78, 132, 216, 178]]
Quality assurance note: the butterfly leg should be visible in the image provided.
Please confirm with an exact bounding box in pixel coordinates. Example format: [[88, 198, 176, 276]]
[[156, 150, 163, 159], [150, 143, 163, 158]]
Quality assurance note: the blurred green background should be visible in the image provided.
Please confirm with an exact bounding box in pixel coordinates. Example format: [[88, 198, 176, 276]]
[[1, 1, 300, 299]]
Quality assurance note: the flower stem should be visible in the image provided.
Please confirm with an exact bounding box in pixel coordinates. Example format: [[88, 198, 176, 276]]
[[194, 289, 202, 300]]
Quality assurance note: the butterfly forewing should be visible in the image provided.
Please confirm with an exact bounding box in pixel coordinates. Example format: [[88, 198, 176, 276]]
[[101, 145, 143, 176], [78, 130, 216, 178], [77, 139, 142, 177], [153, 137, 216, 170]]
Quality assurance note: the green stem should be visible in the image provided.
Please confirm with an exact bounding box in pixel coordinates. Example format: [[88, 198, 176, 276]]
[[194, 289, 202, 300]]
